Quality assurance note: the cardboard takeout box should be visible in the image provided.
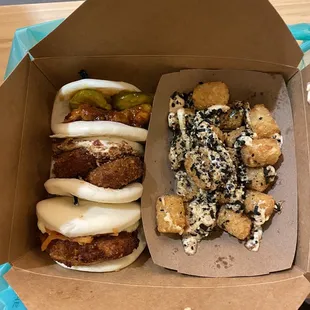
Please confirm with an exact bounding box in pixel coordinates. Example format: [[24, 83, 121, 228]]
[[1, 0, 310, 308]]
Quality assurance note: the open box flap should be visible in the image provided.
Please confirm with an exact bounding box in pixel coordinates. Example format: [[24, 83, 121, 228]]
[[30, 0, 302, 67], [5, 261, 310, 310], [0, 56, 30, 264]]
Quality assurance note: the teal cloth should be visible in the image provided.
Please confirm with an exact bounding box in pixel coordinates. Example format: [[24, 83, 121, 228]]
[[4, 19, 63, 79], [1, 20, 310, 310], [0, 264, 25, 310], [288, 24, 310, 69]]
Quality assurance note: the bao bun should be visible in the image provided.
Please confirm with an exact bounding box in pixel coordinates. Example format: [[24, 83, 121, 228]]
[[44, 179, 143, 204], [51, 79, 148, 141], [56, 230, 146, 273], [37, 197, 145, 272], [37, 197, 141, 237], [48, 136, 144, 204]]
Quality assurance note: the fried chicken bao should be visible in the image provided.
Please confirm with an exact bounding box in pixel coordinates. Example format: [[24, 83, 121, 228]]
[[38, 79, 151, 273], [156, 82, 283, 254], [41, 230, 139, 267], [51, 79, 152, 141], [37, 197, 146, 271], [64, 89, 152, 128], [52, 139, 144, 189], [44, 137, 146, 204]]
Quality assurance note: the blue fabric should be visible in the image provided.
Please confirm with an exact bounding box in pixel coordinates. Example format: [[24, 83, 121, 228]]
[[0, 264, 26, 309], [1, 19, 310, 310], [288, 23, 310, 53], [288, 24, 310, 42], [287, 23, 310, 69], [4, 19, 64, 79]]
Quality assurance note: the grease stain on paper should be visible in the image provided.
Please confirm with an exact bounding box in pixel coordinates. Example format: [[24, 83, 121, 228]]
[[214, 256, 234, 269]]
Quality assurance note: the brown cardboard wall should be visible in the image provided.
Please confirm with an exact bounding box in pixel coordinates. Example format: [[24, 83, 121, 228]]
[[5, 265, 310, 310], [287, 71, 310, 273], [300, 65, 310, 273], [9, 62, 56, 261], [30, 0, 302, 67], [0, 57, 30, 264], [34, 56, 298, 91], [10, 248, 307, 288]]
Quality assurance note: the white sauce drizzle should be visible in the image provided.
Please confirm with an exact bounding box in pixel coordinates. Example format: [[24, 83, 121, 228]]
[[167, 92, 280, 254]]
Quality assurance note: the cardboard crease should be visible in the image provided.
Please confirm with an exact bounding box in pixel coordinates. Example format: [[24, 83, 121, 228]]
[[8, 266, 307, 289]]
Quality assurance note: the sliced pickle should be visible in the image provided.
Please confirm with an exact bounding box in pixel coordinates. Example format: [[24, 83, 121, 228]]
[[69, 89, 112, 110], [112, 91, 153, 110]]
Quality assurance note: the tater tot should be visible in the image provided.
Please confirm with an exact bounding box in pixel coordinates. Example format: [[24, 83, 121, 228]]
[[241, 138, 281, 167], [193, 82, 229, 110], [246, 166, 276, 192], [217, 192, 233, 205], [217, 207, 252, 240], [227, 147, 238, 165], [184, 156, 210, 190], [249, 104, 280, 138], [175, 170, 199, 202], [225, 126, 245, 148], [211, 125, 225, 142], [244, 190, 275, 220], [156, 195, 186, 234], [219, 109, 244, 130]]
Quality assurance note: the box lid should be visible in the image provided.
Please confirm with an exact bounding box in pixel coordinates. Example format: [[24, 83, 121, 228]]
[[30, 0, 302, 67]]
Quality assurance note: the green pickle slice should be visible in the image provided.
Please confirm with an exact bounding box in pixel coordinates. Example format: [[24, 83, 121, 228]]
[[112, 91, 153, 110], [69, 89, 112, 110]]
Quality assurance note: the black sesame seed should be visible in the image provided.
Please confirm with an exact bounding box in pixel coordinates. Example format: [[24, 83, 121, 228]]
[[253, 205, 261, 216], [78, 70, 89, 79], [210, 209, 215, 218], [199, 223, 209, 231], [73, 196, 79, 206], [171, 91, 178, 99]]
